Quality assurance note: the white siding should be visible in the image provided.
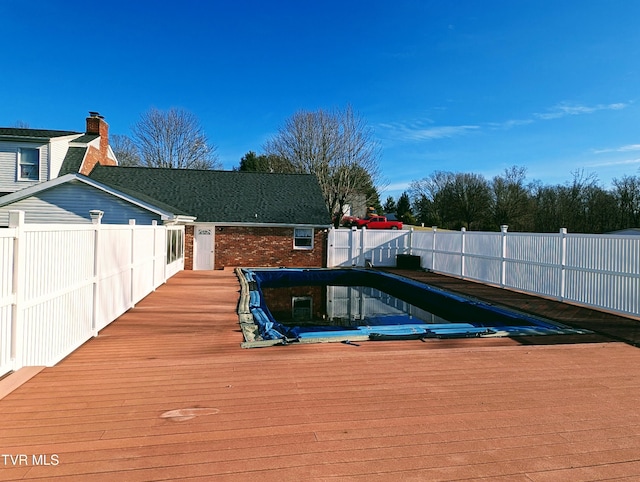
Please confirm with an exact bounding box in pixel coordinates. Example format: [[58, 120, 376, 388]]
[[0, 181, 162, 226], [0, 141, 50, 193], [49, 137, 74, 178]]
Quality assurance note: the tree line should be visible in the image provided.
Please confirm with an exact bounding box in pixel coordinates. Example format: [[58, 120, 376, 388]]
[[384, 166, 640, 233]]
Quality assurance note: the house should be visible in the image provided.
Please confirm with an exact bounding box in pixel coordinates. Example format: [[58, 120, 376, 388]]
[[88, 166, 332, 269], [0, 166, 332, 270], [0, 112, 118, 196]]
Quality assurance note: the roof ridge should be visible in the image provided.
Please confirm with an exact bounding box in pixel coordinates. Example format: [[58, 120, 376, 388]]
[[0, 127, 81, 138], [94, 165, 314, 177]]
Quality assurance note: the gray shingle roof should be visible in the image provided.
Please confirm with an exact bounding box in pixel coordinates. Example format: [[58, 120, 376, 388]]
[[71, 134, 100, 143], [0, 128, 80, 139], [58, 147, 87, 176], [88, 166, 331, 225]]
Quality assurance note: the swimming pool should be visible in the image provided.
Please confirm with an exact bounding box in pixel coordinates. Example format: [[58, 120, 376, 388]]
[[236, 268, 589, 347]]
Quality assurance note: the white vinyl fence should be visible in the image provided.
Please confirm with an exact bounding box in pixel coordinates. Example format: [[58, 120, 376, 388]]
[[328, 226, 640, 319], [0, 211, 184, 377]]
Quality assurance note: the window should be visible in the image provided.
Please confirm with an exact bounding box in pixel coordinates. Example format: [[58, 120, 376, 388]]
[[18, 148, 40, 180], [166, 228, 184, 264], [292, 296, 313, 321], [294, 227, 313, 249]]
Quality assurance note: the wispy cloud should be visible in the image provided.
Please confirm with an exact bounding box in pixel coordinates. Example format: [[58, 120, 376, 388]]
[[382, 181, 413, 193], [378, 122, 480, 142], [378, 100, 630, 144], [488, 118, 534, 129], [593, 144, 640, 154], [534, 102, 629, 120], [587, 157, 640, 168]]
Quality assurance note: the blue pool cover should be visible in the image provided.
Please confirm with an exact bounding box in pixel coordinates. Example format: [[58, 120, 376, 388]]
[[239, 268, 589, 344]]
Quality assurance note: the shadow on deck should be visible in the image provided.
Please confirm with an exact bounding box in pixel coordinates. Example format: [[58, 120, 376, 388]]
[[383, 268, 640, 348]]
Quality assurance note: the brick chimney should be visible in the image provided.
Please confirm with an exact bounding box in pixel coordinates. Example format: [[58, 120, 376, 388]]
[[86, 111, 109, 151], [80, 112, 117, 175]]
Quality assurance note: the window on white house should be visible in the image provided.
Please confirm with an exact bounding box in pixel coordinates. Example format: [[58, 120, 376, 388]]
[[18, 148, 40, 181], [293, 227, 313, 249]]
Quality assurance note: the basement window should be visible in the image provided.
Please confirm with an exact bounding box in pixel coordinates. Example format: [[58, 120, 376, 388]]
[[293, 227, 313, 250], [18, 148, 40, 180]]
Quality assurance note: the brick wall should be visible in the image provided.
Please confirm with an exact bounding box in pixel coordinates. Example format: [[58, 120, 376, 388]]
[[181, 226, 325, 270], [184, 225, 194, 270]]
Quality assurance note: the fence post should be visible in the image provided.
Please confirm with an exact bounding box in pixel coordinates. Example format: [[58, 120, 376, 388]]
[[500, 225, 508, 288], [326, 227, 333, 268], [431, 226, 437, 271], [91, 212, 103, 336], [8, 210, 25, 371], [151, 220, 158, 289], [360, 226, 367, 267], [559, 228, 567, 301], [350, 226, 358, 266], [460, 227, 466, 279], [408, 227, 413, 255], [129, 219, 136, 309]]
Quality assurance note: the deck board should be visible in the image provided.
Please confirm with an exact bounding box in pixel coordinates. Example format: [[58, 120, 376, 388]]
[[1, 268, 640, 481]]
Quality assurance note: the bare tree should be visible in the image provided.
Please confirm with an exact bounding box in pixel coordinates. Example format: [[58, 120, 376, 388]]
[[411, 171, 491, 230], [612, 175, 640, 229], [110, 134, 142, 167], [264, 105, 382, 226], [410, 171, 456, 227], [491, 166, 533, 231], [131, 107, 220, 169]]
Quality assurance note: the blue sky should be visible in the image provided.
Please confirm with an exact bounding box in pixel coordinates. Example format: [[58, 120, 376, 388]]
[[2, 0, 640, 199]]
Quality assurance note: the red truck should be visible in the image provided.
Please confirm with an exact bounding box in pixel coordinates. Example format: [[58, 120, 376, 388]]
[[351, 215, 403, 230]]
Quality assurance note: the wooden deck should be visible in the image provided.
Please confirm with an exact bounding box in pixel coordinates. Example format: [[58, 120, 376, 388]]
[[1, 269, 640, 481]]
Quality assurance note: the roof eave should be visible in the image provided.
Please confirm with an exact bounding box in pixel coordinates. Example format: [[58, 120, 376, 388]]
[[0, 133, 82, 142], [185, 221, 332, 228], [165, 215, 198, 224]]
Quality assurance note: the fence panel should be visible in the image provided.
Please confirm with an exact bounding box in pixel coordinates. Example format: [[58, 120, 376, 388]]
[[503, 232, 564, 298], [362, 230, 410, 266], [0, 229, 14, 376], [17, 226, 95, 366], [327, 227, 640, 319], [325, 229, 346, 267], [132, 226, 157, 304], [0, 216, 184, 377], [19, 285, 94, 366], [432, 231, 463, 276], [328, 229, 409, 267], [154, 226, 168, 286], [327, 229, 360, 266], [410, 229, 435, 269], [0, 304, 10, 377], [564, 234, 640, 317], [463, 232, 502, 285], [95, 226, 134, 330]]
